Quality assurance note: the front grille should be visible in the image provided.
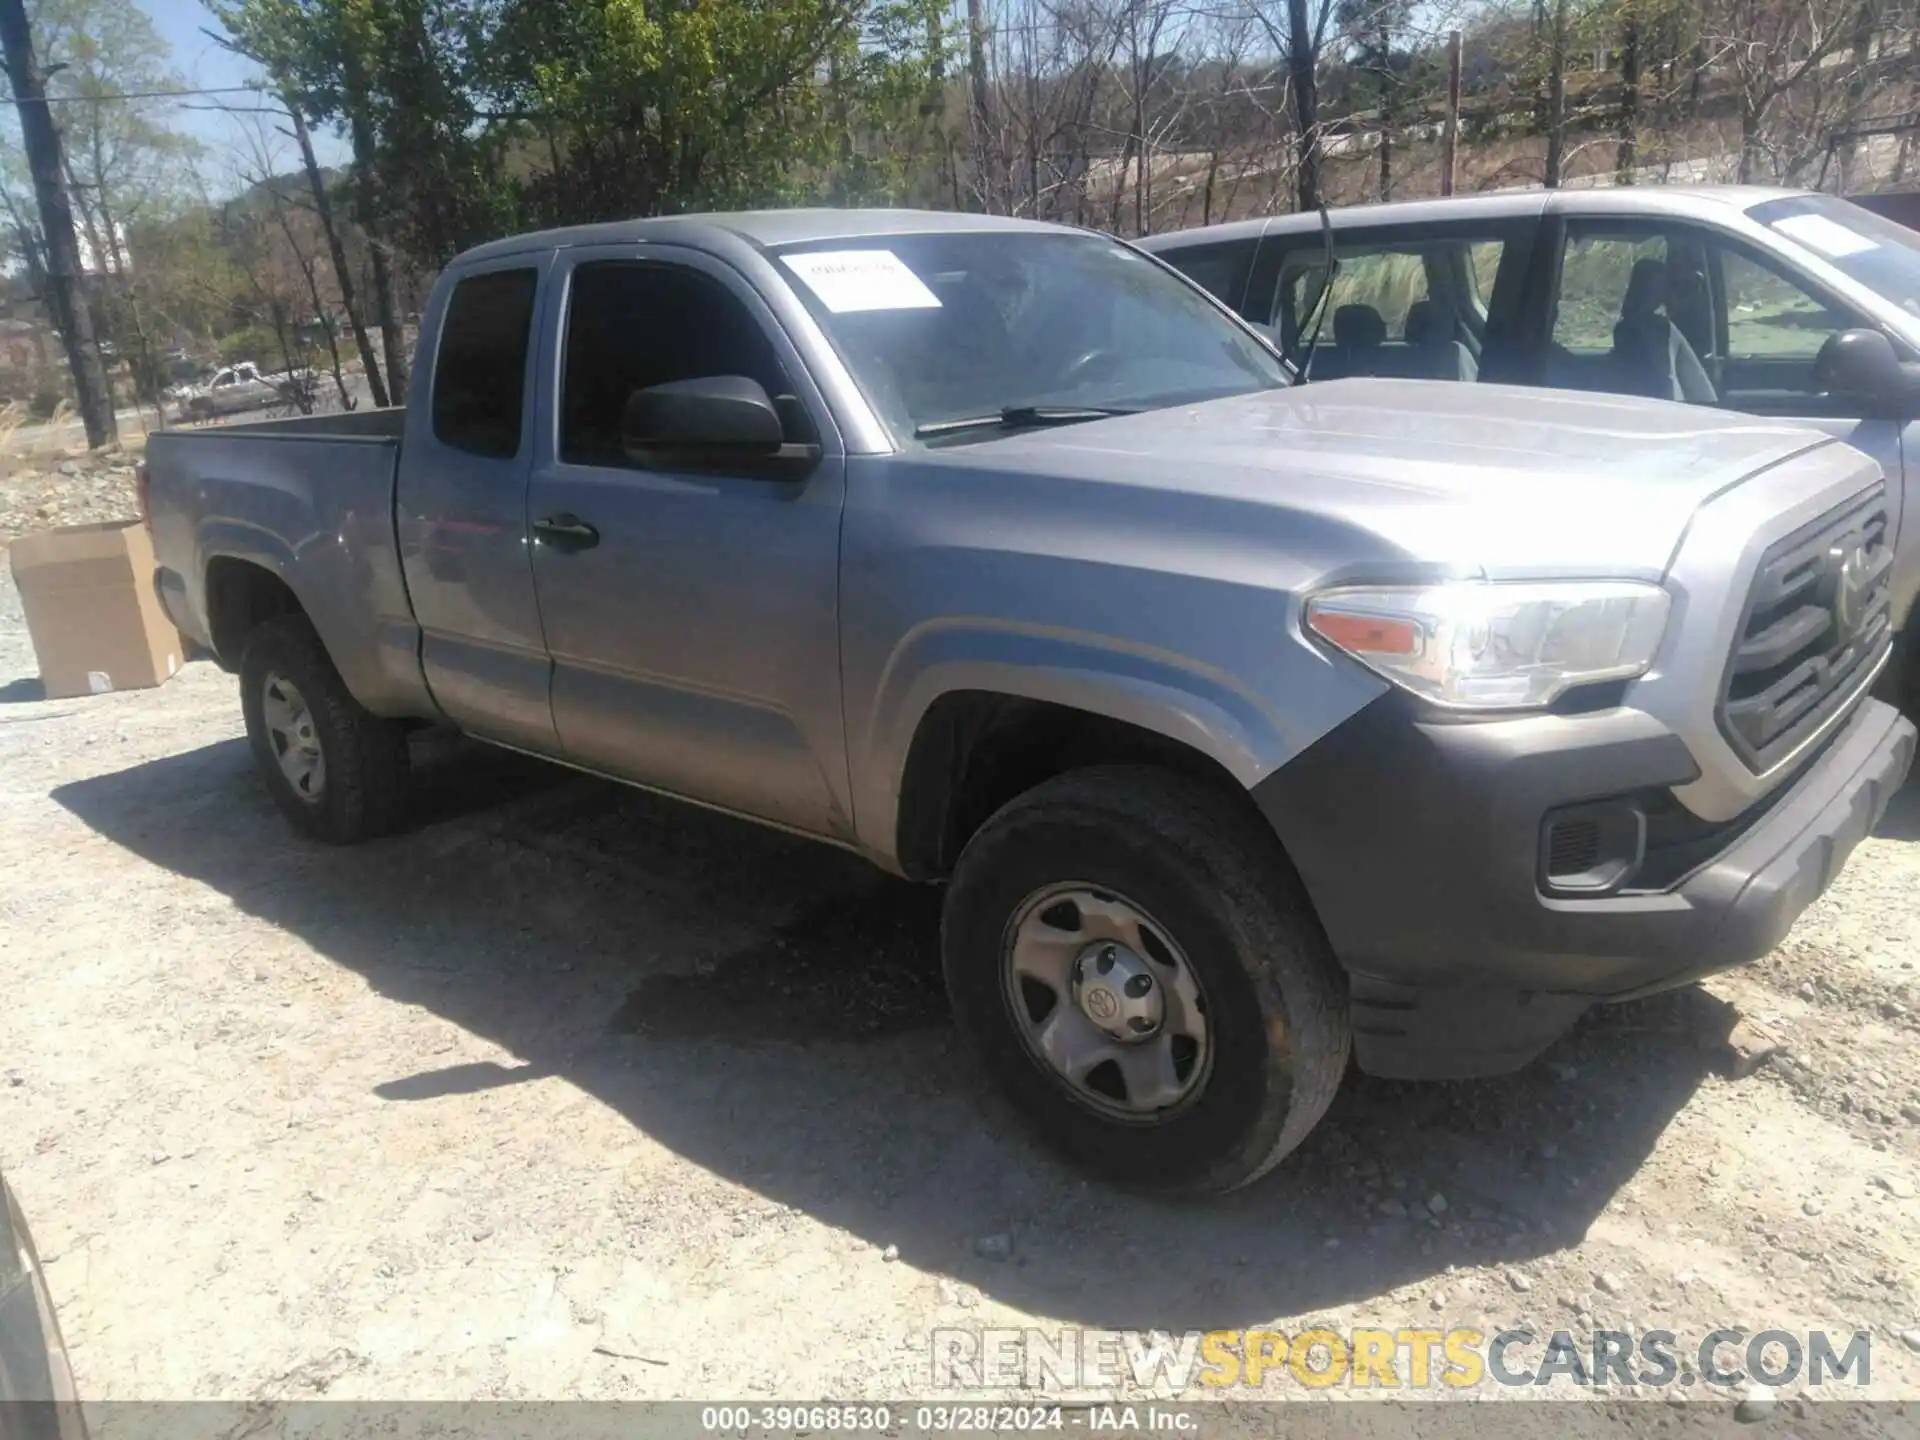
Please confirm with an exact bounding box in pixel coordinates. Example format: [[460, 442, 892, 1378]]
[[1719, 486, 1892, 772]]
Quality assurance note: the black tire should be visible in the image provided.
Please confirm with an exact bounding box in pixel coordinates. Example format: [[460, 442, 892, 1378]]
[[941, 765, 1349, 1194], [239, 615, 411, 843]]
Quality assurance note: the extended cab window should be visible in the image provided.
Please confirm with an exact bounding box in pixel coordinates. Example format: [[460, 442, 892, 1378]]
[[433, 268, 538, 458], [559, 262, 804, 467]]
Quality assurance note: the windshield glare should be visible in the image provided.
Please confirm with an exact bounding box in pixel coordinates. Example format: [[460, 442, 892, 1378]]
[[773, 232, 1289, 445], [1751, 194, 1920, 325]]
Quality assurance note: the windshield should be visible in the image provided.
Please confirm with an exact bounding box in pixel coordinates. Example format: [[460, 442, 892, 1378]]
[[1750, 194, 1920, 324], [771, 231, 1289, 446]]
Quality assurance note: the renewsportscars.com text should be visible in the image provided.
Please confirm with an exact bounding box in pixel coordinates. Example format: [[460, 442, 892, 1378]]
[[930, 1326, 1873, 1392]]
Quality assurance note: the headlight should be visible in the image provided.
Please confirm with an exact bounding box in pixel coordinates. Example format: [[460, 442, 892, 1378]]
[[1305, 580, 1670, 710]]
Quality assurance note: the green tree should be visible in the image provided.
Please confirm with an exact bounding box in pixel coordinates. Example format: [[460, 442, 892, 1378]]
[[0, 0, 200, 404]]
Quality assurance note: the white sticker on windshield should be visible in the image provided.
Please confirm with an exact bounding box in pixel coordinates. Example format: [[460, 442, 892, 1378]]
[[1774, 213, 1878, 258], [782, 250, 942, 313]]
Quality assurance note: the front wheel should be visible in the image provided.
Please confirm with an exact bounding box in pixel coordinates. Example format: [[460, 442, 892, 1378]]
[[239, 615, 411, 843], [941, 766, 1349, 1194]]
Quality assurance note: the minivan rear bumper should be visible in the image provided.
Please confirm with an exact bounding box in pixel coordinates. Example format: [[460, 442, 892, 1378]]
[[1253, 691, 1915, 1079]]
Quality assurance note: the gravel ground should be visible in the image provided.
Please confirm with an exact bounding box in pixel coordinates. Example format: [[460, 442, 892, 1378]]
[[0, 444, 143, 541], [4, 520, 1920, 1427]]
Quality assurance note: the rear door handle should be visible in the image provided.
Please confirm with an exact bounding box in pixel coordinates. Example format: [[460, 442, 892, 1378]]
[[533, 514, 600, 552]]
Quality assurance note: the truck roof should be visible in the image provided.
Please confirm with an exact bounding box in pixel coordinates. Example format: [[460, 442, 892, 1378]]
[[1139, 184, 1815, 250], [454, 208, 1087, 267]]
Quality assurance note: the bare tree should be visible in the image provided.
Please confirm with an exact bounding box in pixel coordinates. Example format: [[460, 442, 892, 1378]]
[[0, 0, 115, 445]]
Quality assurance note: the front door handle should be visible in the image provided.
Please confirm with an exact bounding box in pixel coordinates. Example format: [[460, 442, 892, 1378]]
[[533, 514, 600, 552]]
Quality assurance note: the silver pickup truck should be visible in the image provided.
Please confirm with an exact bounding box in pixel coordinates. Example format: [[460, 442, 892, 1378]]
[[141, 209, 1915, 1194]]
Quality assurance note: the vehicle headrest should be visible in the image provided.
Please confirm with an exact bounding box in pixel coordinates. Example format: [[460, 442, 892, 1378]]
[[1334, 304, 1386, 350], [1405, 300, 1440, 346], [1621, 258, 1668, 319]]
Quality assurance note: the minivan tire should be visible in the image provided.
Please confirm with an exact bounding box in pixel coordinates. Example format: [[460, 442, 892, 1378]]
[[240, 615, 411, 844], [942, 765, 1349, 1194]]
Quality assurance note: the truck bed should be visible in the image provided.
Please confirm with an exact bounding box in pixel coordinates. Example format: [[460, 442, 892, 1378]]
[[145, 404, 431, 717]]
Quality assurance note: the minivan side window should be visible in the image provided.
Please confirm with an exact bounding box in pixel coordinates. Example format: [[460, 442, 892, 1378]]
[[432, 268, 539, 458], [559, 262, 803, 468]]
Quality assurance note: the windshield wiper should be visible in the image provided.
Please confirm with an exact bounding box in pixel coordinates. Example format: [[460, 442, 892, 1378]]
[[914, 404, 1138, 438]]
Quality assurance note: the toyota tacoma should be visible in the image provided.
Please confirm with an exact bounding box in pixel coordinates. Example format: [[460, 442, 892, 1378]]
[[141, 209, 1915, 1193]]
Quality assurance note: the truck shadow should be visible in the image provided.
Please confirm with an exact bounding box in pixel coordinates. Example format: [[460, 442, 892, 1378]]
[[54, 736, 1749, 1332]]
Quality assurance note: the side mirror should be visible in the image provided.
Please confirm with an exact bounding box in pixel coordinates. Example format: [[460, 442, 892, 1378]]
[[622, 375, 783, 456], [1818, 328, 1920, 417]]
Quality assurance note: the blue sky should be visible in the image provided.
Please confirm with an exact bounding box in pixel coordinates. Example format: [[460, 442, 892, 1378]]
[[136, 0, 352, 175]]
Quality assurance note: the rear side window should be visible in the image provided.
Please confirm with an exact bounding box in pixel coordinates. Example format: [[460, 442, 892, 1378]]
[[433, 268, 538, 458], [1159, 240, 1255, 313]]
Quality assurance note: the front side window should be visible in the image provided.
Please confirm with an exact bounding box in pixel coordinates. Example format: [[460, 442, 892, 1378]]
[[1723, 249, 1845, 360], [1549, 222, 1869, 413], [1713, 243, 1866, 411], [772, 232, 1286, 446], [559, 262, 803, 468], [433, 267, 538, 458]]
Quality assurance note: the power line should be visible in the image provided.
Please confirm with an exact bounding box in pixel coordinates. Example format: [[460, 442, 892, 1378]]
[[2, 83, 265, 105]]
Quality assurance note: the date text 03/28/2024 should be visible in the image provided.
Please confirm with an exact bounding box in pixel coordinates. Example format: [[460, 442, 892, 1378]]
[[699, 1405, 1194, 1433]]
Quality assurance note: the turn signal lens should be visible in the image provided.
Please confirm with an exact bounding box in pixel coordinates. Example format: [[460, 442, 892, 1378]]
[[1305, 580, 1671, 710]]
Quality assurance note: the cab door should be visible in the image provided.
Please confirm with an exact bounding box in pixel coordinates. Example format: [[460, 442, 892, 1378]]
[[396, 254, 560, 750], [523, 246, 854, 838]]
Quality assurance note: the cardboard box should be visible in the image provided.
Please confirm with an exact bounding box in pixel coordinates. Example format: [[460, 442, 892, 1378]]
[[10, 520, 184, 699]]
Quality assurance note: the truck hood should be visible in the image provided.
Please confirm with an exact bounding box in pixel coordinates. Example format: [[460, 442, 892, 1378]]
[[964, 378, 1842, 577]]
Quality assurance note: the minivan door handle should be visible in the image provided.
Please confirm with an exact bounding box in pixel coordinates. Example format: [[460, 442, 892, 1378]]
[[533, 514, 600, 552]]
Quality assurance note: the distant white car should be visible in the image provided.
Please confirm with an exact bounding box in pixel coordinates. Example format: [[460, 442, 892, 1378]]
[[174, 361, 312, 420]]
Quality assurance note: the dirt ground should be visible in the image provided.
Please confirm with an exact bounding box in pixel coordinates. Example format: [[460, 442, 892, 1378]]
[[5, 544, 1920, 1428]]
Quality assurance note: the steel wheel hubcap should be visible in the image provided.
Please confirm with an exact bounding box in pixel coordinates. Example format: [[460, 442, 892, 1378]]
[[261, 672, 325, 802], [1003, 884, 1210, 1121]]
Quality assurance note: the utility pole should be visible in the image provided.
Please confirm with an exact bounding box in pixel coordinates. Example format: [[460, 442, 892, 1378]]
[[0, 0, 115, 447], [1441, 30, 1462, 196], [1543, 0, 1568, 188], [1287, 0, 1320, 211], [967, 0, 993, 212]]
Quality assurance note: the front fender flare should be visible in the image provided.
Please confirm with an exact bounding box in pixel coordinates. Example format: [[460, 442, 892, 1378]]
[[853, 618, 1379, 865]]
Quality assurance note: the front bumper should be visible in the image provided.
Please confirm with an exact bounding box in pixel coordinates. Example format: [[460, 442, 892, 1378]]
[[1254, 692, 1915, 1079]]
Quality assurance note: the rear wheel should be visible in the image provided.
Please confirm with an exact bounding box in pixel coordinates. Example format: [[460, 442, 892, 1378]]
[[240, 616, 411, 843], [941, 765, 1349, 1194]]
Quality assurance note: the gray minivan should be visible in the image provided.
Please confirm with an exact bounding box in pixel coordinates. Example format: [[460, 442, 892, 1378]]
[[1141, 187, 1920, 681]]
